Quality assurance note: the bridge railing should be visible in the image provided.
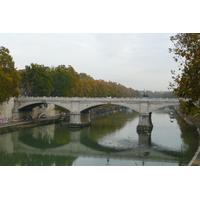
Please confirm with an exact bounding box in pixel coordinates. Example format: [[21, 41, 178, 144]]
[[15, 96, 181, 102]]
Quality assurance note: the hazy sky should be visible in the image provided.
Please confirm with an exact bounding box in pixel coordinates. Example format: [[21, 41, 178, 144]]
[[0, 33, 178, 91], [1, 1, 197, 93]]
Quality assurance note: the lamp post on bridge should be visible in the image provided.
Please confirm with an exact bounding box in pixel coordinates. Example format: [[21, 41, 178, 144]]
[[143, 89, 148, 98]]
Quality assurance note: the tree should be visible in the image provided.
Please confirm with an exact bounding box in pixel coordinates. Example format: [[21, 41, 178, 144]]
[[79, 72, 140, 98], [79, 73, 93, 80], [169, 33, 200, 116], [51, 65, 83, 97], [67, 65, 83, 97], [81, 78, 96, 97], [51, 65, 72, 96], [0, 46, 20, 104], [20, 63, 53, 96]]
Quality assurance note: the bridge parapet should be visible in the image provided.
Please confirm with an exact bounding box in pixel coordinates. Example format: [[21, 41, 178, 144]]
[[15, 96, 180, 101]]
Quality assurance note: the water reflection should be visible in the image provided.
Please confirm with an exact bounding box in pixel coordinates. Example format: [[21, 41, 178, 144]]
[[0, 108, 198, 166]]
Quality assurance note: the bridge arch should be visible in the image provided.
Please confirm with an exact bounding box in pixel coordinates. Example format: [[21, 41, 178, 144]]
[[18, 101, 72, 112], [149, 102, 180, 113], [79, 102, 140, 113]]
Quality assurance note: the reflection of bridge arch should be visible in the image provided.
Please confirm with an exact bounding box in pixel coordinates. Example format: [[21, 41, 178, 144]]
[[18, 133, 71, 149], [13, 126, 183, 161], [79, 128, 132, 153], [17, 127, 128, 153]]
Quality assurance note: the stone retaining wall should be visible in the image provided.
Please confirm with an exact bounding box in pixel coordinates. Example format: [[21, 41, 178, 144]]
[[0, 98, 14, 121]]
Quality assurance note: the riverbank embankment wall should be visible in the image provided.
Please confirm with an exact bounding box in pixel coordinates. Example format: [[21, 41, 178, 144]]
[[0, 98, 15, 120]]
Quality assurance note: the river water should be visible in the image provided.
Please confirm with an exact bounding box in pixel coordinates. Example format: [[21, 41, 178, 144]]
[[0, 107, 198, 166]]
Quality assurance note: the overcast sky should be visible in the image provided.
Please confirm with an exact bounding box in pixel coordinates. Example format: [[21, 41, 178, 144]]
[[1, 0, 197, 93], [0, 33, 178, 91]]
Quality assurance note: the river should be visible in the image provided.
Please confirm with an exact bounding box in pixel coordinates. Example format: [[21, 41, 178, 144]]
[[0, 107, 198, 166]]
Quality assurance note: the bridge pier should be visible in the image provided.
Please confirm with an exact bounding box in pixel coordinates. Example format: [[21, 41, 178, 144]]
[[137, 125, 152, 146], [12, 108, 20, 120], [69, 111, 91, 128], [138, 131, 151, 146], [137, 121, 152, 157], [137, 112, 153, 133]]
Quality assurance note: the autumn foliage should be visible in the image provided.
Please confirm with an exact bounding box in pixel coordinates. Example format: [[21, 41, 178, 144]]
[[1, 46, 139, 102], [0, 46, 20, 104], [19, 65, 139, 98], [169, 33, 200, 116]]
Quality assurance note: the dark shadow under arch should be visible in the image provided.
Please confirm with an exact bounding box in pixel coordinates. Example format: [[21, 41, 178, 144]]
[[80, 103, 139, 114], [19, 103, 44, 111]]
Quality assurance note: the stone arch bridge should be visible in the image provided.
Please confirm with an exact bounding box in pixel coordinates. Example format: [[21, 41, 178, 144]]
[[13, 97, 180, 130]]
